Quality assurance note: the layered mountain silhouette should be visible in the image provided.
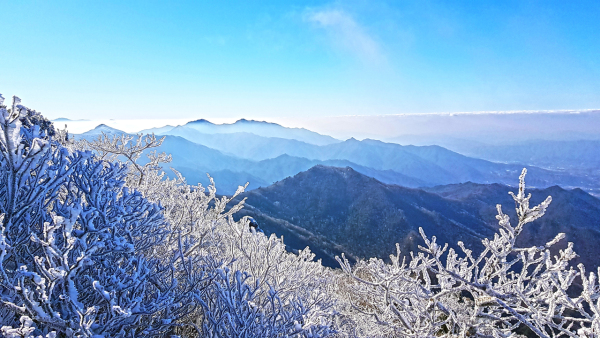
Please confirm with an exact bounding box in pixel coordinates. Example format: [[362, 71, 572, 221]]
[[77, 125, 427, 193], [78, 125, 267, 191], [387, 136, 600, 193], [151, 125, 321, 160], [78, 124, 600, 195], [142, 122, 596, 190], [141, 119, 340, 146], [77, 124, 600, 271], [231, 166, 600, 270]]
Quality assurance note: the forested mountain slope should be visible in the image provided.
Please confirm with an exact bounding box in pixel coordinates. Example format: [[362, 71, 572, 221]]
[[232, 165, 600, 270]]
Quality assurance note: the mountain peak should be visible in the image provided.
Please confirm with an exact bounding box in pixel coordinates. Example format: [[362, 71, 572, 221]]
[[295, 165, 374, 185], [235, 165, 600, 270], [175, 118, 340, 146], [188, 119, 214, 125], [82, 124, 125, 135], [308, 164, 356, 174], [94, 124, 121, 131]]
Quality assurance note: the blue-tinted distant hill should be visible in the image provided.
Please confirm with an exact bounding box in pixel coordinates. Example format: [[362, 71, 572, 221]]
[[248, 154, 428, 188], [81, 124, 600, 195], [252, 137, 595, 190], [76, 125, 268, 193], [76, 125, 426, 194], [140, 123, 596, 190], [140, 118, 340, 146], [151, 125, 322, 160], [137, 125, 176, 135], [80, 124, 125, 136]]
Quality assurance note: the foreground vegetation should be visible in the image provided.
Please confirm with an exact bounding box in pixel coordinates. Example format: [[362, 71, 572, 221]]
[[0, 94, 598, 337]]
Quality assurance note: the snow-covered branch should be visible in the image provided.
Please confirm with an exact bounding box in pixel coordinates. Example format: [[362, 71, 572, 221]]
[[337, 169, 598, 337]]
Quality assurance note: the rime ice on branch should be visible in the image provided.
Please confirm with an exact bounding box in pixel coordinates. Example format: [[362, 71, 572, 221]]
[[0, 94, 181, 336], [337, 168, 599, 338], [0, 93, 336, 337]]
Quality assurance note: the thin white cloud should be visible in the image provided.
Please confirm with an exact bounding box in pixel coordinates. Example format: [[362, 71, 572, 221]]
[[305, 8, 385, 64]]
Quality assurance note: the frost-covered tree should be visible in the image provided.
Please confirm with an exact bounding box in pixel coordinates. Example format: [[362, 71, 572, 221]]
[[337, 169, 600, 337], [79, 132, 170, 186], [0, 94, 188, 337], [199, 267, 333, 337], [73, 120, 338, 337]]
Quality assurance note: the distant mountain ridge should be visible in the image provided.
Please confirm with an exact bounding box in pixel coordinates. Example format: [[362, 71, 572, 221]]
[[79, 124, 600, 195], [140, 118, 340, 146], [80, 124, 123, 135], [76, 125, 267, 192], [154, 125, 320, 160], [75, 125, 600, 270], [232, 165, 600, 270], [76, 125, 423, 194]]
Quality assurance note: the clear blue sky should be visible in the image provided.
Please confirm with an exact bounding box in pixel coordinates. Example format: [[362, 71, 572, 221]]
[[1, 0, 599, 120]]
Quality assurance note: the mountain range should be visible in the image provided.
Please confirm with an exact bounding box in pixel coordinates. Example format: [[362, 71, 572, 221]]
[[231, 165, 600, 270], [75, 120, 600, 271], [145, 120, 599, 190], [141, 118, 340, 146], [77, 122, 600, 196], [77, 126, 427, 193]]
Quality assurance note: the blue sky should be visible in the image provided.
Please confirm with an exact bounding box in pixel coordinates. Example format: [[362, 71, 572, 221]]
[[1, 0, 599, 120]]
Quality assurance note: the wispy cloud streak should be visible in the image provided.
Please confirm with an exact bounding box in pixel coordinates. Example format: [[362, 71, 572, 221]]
[[305, 8, 385, 65]]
